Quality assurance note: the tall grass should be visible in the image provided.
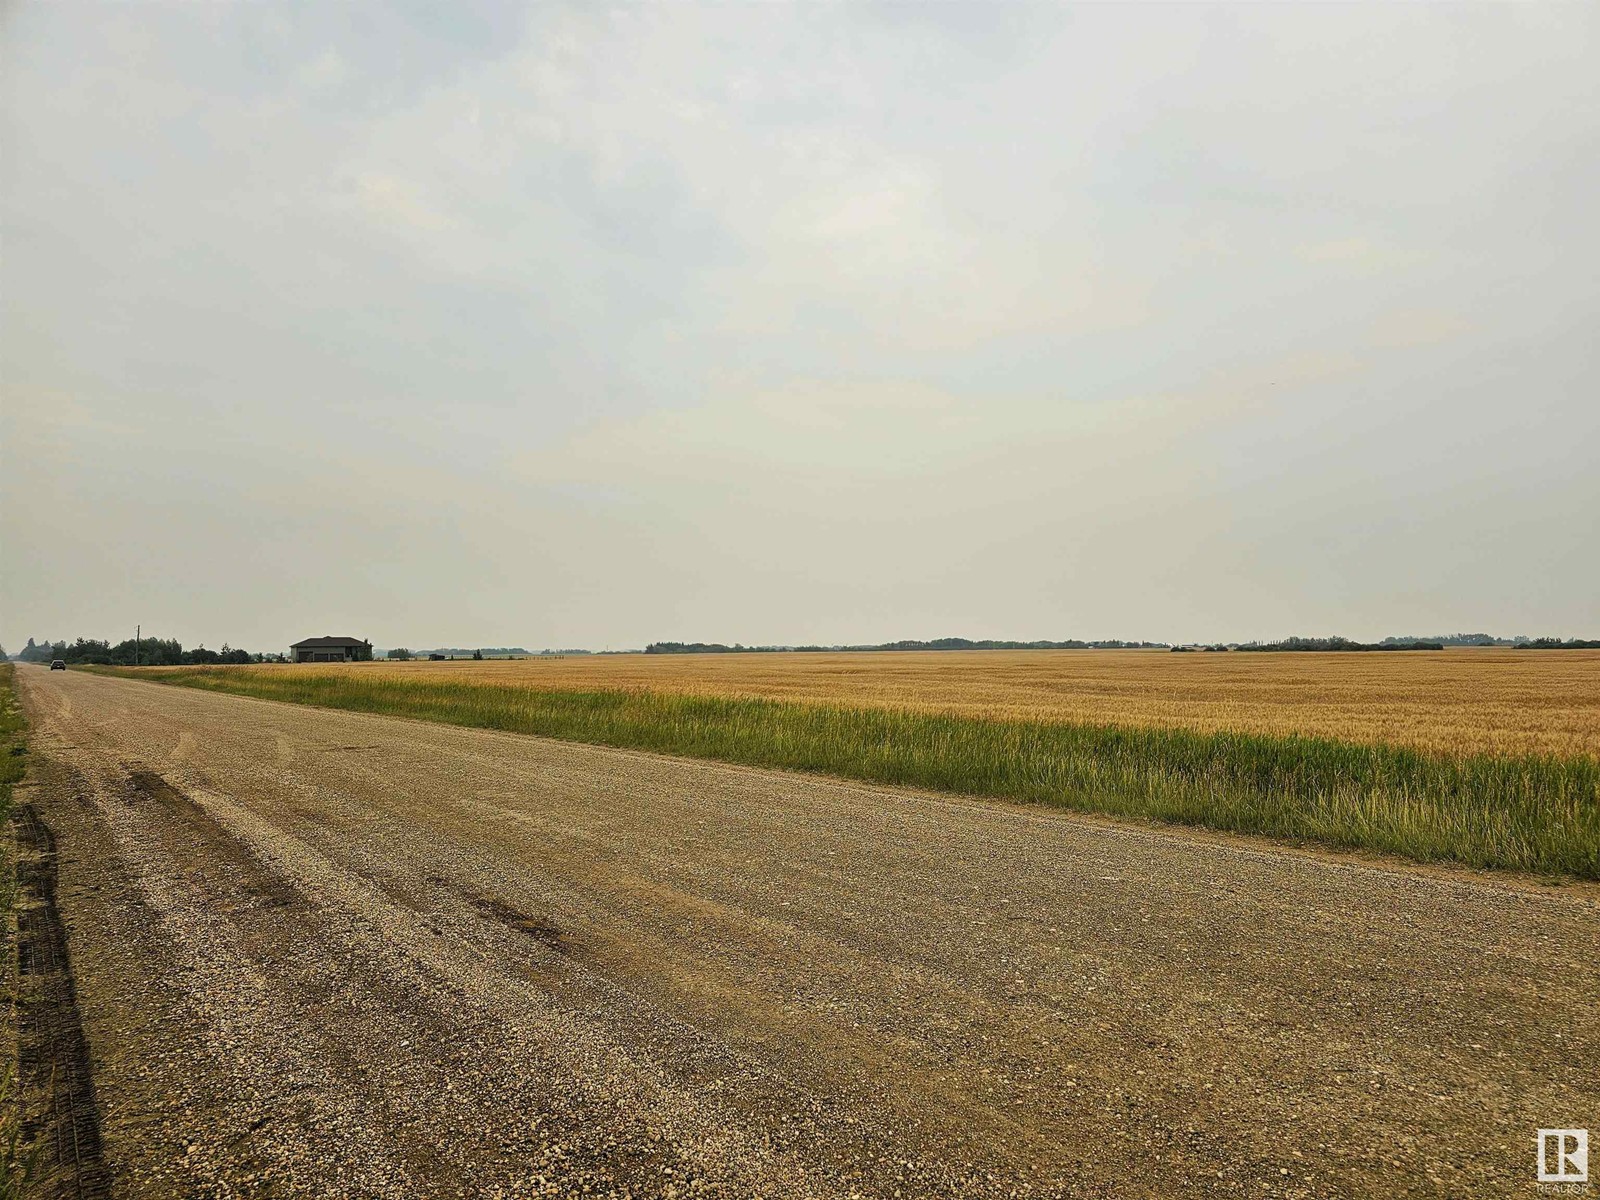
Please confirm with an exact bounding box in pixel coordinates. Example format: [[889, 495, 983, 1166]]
[[99, 665, 1600, 878], [0, 666, 22, 815], [1, 664, 35, 1196]]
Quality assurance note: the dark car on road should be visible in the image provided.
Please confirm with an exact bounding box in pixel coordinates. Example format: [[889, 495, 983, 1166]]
[[50, 659, 66, 670]]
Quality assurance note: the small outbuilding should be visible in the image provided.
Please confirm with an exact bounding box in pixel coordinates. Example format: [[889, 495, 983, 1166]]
[[290, 635, 372, 663]]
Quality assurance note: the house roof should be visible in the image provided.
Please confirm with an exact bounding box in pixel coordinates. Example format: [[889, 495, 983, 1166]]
[[290, 635, 369, 649]]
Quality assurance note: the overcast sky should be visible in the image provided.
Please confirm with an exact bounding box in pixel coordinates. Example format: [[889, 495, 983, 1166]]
[[3, 2, 1597, 653]]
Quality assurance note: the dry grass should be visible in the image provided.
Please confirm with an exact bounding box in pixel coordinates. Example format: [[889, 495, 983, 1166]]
[[1, 665, 35, 1195], [260, 648, 1597, 760]]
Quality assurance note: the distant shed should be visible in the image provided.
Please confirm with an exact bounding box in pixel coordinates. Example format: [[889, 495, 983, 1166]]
[[290, 635, 372, 663]]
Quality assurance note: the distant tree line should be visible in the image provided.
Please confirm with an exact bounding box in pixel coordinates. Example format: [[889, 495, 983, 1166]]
[[1232, 634, 1598, 652], [382, 647, 534, 660], [645, 637, 1169, 655], [1381, 633, 1505, 647], [11, 636, 280, 666], [1228, 633, 1446, 652], [1235, 637, 1444, 652]]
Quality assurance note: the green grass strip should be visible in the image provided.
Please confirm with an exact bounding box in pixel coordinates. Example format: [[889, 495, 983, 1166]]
[[92, 665, 1600, 878], [1, 665, 33, 1195], [0, 666, 23, 810]]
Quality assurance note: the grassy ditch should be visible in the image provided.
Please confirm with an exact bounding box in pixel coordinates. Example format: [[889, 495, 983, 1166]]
[[1, 664, 30, 1195], [98, 665, 1600, 878], [0, 665, 22, 829]]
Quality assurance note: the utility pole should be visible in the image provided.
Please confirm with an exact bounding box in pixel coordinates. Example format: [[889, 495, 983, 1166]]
[[135, 624, 140, 667]]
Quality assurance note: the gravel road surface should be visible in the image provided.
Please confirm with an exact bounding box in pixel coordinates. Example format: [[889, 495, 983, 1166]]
[[14, 666, 1599, 1198]]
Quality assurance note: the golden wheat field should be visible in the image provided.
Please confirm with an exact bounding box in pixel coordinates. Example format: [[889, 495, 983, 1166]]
[[262, 648, 1600, 759]]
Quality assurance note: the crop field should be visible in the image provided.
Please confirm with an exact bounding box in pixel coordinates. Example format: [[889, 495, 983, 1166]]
[[103, 649, 1600, 876], [235, 647, 1595, 757]]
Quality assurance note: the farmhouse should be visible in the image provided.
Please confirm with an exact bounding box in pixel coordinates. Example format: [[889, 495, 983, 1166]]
[[290, 635, 372, 663]]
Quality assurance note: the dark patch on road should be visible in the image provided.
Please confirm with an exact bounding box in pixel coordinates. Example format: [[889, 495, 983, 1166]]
[[425, 873, 575, 951], [468, 893, 574, 950]]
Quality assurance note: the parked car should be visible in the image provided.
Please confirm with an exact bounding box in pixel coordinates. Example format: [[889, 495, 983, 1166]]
[[50, 659, 67, 670]]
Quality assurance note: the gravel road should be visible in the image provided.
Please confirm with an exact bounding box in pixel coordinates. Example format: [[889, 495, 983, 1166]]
[[14, 666, 1599, 1198]]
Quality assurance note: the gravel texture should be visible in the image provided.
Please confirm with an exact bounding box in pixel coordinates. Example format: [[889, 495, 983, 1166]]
[[16, 666, 1600, 1199]]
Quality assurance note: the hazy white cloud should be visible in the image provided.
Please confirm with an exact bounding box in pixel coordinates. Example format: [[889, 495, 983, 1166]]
[[3, 1, 1597, 650]]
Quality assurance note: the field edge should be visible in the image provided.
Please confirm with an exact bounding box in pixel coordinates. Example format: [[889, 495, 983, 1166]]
[[82, 664, 1600, 880]]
